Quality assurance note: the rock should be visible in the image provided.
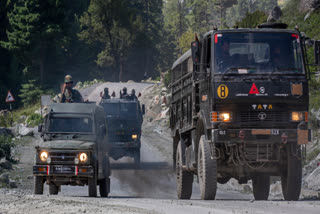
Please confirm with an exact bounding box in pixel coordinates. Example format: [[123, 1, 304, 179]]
[[0, 172, 9, 185], [17, 125, 34, 136], [270, 182, 282, 196], [27, 175, 33, 179], [305, 166, 320, 191], [300, 0, 320, 13], [243, 184, 252, 193], [9, 180, 17, 188], [0, 159, 13, 170]]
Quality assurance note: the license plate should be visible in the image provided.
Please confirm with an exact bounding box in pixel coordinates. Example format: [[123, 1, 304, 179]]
[[54, 166, 73, 173], [251, 129, 271, 135]]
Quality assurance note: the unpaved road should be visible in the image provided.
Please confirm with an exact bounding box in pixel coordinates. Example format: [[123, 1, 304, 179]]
[[1, 82, 320, 214]]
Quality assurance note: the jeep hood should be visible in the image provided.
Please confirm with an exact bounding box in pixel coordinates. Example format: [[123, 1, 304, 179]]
[[36, 140, 95, 150]]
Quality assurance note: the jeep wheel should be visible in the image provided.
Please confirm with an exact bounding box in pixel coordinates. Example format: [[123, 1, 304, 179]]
[[176, 141, 193, 199], [134, 149, 140, 167], [281, 142, 302, 201], [99, 177, 110, 197], [198, 135, 217, 200], [49, 184, 59, 195], [252, 174, 270, 200], [88, 170, 97, 197], [34, 176, 43, 195]]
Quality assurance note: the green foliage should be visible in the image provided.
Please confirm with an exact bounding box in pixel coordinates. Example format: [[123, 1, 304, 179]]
[[306, 147, 320, 163], [26, 113, 43, 127], [164, 70, 172, 87], [178, 30, 195, 54], [0, 135, 14, 161], [235, 10, 268, 28], [19, 80, 43, 107]]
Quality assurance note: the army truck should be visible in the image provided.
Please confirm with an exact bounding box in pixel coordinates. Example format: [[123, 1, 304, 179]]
[[33, 103, 111, 197], [170, 23, 319, 201], [99, 98, 144, 165]]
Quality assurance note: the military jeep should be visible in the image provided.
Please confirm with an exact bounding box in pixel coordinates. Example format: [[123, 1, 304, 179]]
[[33, 103, 111, 197], [99, 98, 144, 165]]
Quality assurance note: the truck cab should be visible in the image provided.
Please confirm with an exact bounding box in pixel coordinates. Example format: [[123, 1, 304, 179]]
[[33, 103, 110, 197], [170, 23, 318, 201]]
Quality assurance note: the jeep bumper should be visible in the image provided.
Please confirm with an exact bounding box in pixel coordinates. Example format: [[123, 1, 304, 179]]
[[33, 165, 94, 177]]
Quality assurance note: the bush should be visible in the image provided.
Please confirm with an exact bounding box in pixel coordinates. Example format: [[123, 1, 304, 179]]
[[19, 80, 43, 107], [164, 70, 172, 87], [26, 113, 43, 127], [0, 135, 14, 161]]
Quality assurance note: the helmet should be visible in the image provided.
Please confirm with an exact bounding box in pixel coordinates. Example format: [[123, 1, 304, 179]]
[[104, 87, 109, 93], [131, 89, 135, 95], [64, 75, 73, 83], [123, 87, 127, 93]]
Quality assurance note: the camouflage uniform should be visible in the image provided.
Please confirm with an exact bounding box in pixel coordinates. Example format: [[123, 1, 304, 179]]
[[52, 75, 84, 103]]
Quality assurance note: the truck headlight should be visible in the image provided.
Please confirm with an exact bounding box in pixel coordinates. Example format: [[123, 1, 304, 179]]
[[219, 112, 231, 122], [40, 151, 48, 162], [132, 134, 138, 139], [292, 112, 303, 121], [79, 153, 88, 162]]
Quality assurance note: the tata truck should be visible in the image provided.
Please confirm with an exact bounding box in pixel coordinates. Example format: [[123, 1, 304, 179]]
[[170, 23, 318, 201]]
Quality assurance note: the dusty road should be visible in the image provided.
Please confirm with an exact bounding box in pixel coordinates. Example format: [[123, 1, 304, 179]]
[[0, 82, 320, 214]]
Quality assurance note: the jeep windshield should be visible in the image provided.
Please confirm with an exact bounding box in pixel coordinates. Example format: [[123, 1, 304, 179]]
[[214, 32, 304, 74], [48, 116, 93, 134], [102, 103, 137, 119]]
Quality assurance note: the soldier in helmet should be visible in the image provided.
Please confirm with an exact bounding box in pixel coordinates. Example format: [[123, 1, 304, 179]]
[[52, 75, 84, 103], [101, 87, 111, 100], [120, 87, 129, 99], [130, 89, 137, 100]]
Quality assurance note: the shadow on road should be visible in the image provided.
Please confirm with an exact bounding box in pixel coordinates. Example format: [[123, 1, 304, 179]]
[[111, 161, 171, 170]]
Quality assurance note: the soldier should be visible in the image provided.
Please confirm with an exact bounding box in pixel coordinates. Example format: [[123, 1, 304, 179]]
[[52, 75, 84, 103], [130, 89, 137, 100], [120, 87, 129, 99], [101, 87, 111, 100]]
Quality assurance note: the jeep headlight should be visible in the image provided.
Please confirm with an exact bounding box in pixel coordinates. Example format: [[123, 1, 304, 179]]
[[292, 112, 303, 121], [40, 151, 48, 162], [79, 153, 88, 162]]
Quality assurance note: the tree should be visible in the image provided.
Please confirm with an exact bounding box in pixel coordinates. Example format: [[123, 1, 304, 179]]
[[79, 0, 141, 81], [235, 10, 268, 28]]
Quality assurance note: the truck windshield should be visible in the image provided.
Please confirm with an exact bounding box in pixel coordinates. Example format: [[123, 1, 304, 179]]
[[214, 32, 303, 74], [102, 103, 137, 119], [48, 117, 93, 133]]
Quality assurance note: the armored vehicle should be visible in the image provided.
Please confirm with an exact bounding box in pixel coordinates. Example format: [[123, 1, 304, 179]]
[[33, 103, 110, 197], [99, 98, 144, 165], [170, 23, 318, 201]]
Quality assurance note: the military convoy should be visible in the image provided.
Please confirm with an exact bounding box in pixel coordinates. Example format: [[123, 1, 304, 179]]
[[170, 23, 319, 200], [99, 98, 145, 166], [34, 103, 110, 197]]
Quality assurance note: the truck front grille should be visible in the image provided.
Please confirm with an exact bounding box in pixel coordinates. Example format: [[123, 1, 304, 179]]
[[234, 111, 288, 128], [49, 152, 77, 165]]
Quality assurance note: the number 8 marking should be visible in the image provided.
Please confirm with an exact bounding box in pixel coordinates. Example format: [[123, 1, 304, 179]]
[[217, 84, 229, 99]]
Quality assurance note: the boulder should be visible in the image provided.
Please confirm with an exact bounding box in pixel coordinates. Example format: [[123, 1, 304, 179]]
[[9, 180, 17, 188], [267, 6, 282, 23], [17, 125, 34, 136], [0, 172, 9, 185], [305, 166, 320, 191]]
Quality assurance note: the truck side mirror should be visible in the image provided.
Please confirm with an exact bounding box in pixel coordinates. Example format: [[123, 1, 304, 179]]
[[191, 41, 200, 65], [38, 124, 43, 133], [142, 104, 145, 115], [314, 40, 320, 65]]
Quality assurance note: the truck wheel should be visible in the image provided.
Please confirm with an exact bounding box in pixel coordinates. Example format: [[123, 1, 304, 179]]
[[176, 141, 193, 199], [49, 184, 59, 195], [99, 177, 110, 197], [198, 135, 217, 200], [281, 142, 302, 201], [34, 176, 44, 195], [252, 175, 270, 200], [134, 149, 140, 167], [88, 169, 97, 197]]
